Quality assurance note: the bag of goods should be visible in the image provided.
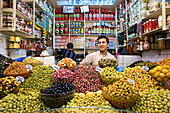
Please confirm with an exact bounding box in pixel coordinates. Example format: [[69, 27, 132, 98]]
[[158, 56, 170, 66], [0, 54, 14, 78], [100, 67, 124, 85], [52, 68, 74, 83], [124, 66, 160, 92], [23, 57, 43, 67], [135, 61, 159, 70], [0, 76, 20, 98], [61, 90, 120, 113], [132, 89, 170, 113], [102, 78, 139, 109], [98, 58, 117, 68], [21, 65, 55, 91], [57, 57, 77, 71], [40, 83, 75, 108], [0, 91, 48, 112], [72, 65, 103, 94], [149, 65, 170, 84], [3, 61, 30, 78]]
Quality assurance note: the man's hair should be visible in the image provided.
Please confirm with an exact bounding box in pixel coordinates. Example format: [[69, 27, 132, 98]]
[[67, 43, 73, 49], [97, 35, 109, 44]]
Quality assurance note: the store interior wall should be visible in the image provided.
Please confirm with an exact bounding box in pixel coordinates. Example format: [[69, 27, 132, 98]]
[[142, 49, 170, 62], [0, 33, 8, 56]]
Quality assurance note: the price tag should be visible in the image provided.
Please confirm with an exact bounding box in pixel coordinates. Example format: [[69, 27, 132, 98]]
[[16, 76, 25, 83], [53, 65, 60, 71], [128, 79, 135, 85], [26, 65, 32, 71], [96, 67, 102, 72], [141, 66, 149, 71]]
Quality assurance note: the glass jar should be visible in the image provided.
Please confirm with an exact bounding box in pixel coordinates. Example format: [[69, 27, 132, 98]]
[[158, 38, 165, 49], [144, 36, 150, 50], [24, 25, 28, 32], [20, 19, 25, 25], [7, 14, 13, 21], [17, 1, 22, 11], [25, 3, 28, 16]]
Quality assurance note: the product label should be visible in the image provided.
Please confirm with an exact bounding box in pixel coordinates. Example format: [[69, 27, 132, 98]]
[[96, 67, 102, 72], [16, 76, 25, 83], [53, 65, 60, 71], [128, 79, 135, 85], [141, 66, 149, 71], [26, 65, 32, 71]]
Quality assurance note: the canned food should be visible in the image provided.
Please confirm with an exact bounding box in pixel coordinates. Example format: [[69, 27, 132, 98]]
[[13, 42, 20, 48], [9, 42, 14, 48], [15, 35, 20, 42], [9, 35, 15, 41]]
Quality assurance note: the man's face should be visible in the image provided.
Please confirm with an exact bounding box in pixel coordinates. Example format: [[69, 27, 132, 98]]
[[98, 38, 109, 52]]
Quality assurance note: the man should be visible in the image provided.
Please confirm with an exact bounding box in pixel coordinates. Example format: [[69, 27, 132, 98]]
[[63, 43, 77, 61], [80, 35, 116, 67]]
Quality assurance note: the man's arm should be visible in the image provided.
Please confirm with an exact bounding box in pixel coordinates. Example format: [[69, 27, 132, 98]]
[[80, 54, 93, 66]]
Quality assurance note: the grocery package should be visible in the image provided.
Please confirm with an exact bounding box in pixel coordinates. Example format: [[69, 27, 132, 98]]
[[149, 65, 170, 84], [0, 91, 47, 112], [135, 61, 159, 70], [98, 58, 117, 68], [102, 78, 138, 109], [0, 76, 20, 98], [72, 65, 103, 93], [52, 68, 74, 83], [61, 90, 118, 113], [3, 61, 30, 78], [158, 56, 170, 66], [40, 83, 75, 108], [132, 89, 170, 113], [21, 65, 55, 91], [57, 57, 77, 71], [124, 66, 159, 92], [100, 67, 124, 85], [23, 57, 43, 67], [0, 54, 14, 78]]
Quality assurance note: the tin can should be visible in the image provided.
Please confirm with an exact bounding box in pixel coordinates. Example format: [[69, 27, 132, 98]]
[[9, 35, 15, 41], [15, 35, 20, 42]]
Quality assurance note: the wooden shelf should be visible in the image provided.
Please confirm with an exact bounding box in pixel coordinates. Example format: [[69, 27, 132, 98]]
[[85, 34, 100, 36], [55, 34, 69, 36], [1, 8, 33, 22], [56, 21, 69, 23], [127, 22, 137, 30], [35, 23, 45, 29], [118, 30, 126, 35], [85, 20, 100, 23], [34, 36, 42, 40], [46, 30, 53, 36], [70, 34, 84, 36], [128, 35, 139, 41], [70, 20, 84, 22], [142, 28, 162, 36], [0, 28, 34, 38], [142, 7, 162, 21]]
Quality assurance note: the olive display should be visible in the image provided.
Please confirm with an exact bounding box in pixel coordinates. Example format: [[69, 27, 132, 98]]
[[0, 91, 48, 112], [100, 67, 124, 85], [0, 76, 20, 98], [23, 57, 43, 67], [60, 90, 120, 113], [0, 54, 14, 78], [123, 66, 159, 92], [98, 58, 117, 68], [132, 89, 170, 113], [135, 61, 159, 70], [40, 83, 75, 95], [102, 78, 138, 109], [21, 65, 55, 91]]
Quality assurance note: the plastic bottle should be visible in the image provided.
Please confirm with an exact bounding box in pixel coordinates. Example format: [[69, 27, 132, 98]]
[[74, 9, 77, 21], [108, 12, 111, 21], [58, 9, 62, 21], [80, 13, 83, 20], [88, 26, 91, 34], [65, 25, 68, 34], [55, 9, 58, 21], [111, 12, 114, 21], [85, 27, 88, 34], [65, 14, 68, 21], [89, 12, 92, 21], [93, 23, 96, 34], [96, 23, 99, 34], [96, 9, 99, 21], [77, 9, 80, 20], [85, 13, 88, 20], [93, 11, 96, 21]]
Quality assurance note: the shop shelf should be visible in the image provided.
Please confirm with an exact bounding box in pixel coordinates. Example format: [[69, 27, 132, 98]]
[[46, 30, 53, 36], [113, 0, 124, 9], [55, 34, 69, 36], [85, 20, 100, 23], [142, 27, 162, 36], [35, 23, 45, 30], [85, 34, 100, 36], [34, 36, 42, 40], [127, 22, 137, 30], [0, 35, 9, 39], [70, 34, 84, 36], [73, 48, 84, 50], [166, 7, 170, 14], [142, 7, 162, 22], [100, 21, 114, 23], [56, 21, 69, 23], [70, 20, 84, 22], [128, 35, 139, 41], [128, 0, 138, 11], [1, 8, 33, 22], [85, 48, 99, 50], [117, 30, 126, 35], [0, 28, 33, 38], [35, 1, 45, 12]]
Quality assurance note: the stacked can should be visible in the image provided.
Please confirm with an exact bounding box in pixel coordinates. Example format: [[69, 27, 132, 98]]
[[55, 22, 67, 34], [70, 22, 84, 34]]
